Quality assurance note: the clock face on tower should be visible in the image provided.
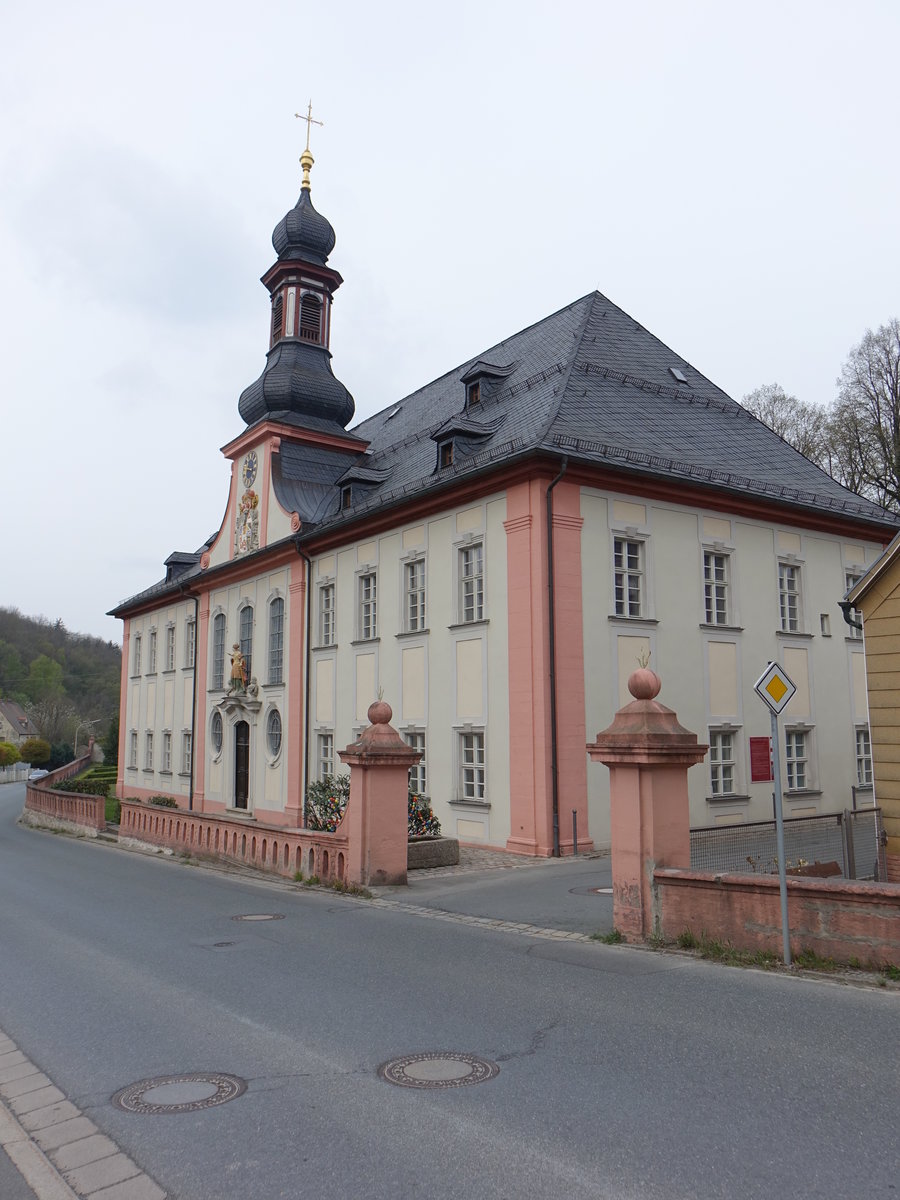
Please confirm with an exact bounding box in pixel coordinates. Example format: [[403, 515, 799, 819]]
[[242, 451, 258, 489]]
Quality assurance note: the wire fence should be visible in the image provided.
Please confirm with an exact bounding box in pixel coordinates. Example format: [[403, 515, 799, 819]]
[[690, 807, 887, 882]]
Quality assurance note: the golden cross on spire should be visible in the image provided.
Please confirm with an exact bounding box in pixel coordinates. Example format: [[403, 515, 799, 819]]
[[295, 100, 323, 152]]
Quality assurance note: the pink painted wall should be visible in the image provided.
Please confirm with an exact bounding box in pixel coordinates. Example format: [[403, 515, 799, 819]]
[[656, 868, 900, 968]]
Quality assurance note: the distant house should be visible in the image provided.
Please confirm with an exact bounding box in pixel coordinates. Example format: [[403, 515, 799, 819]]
[[846, 537, 900, 881], [109, 149, 898, 855], [0, 699, 36, 747]]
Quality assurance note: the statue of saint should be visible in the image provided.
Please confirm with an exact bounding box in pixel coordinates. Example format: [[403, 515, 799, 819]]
[[229, 644, 247, 693]]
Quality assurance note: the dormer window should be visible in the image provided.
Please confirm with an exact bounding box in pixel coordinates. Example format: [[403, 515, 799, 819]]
[[439, 441, 455, 469], [300, 293, 322, 343], [467, 381, 481, 408], [271, 293, 284, 346], [341, 486, 352, 511]]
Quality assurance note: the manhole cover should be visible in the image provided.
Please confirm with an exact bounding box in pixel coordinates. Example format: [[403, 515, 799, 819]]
[[377, 1053, 499, 1089], [111, 1073, 247, 1114], [569, 886, 613, 896], [231, 913, 285, 922]]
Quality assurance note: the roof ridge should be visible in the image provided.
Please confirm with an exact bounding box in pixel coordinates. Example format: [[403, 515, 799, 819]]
[[532, 294, 599, 447]]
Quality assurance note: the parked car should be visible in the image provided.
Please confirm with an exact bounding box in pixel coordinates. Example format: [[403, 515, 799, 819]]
[[28, 769, 49, 781]]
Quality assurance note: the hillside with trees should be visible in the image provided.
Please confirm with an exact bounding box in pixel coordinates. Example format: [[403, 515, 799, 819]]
[[0, 607, 120, 765]]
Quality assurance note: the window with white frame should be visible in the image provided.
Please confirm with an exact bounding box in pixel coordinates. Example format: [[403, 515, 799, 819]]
[[268, 597, 284, 684], [703, 552, 730, 625], [317, 732, 334, 780], [845, 573, 863, 639], [460, 730, 486, 802], [856, 726, 872, 786], [708, 730, 737, 796], [613, 537, 643, 617], [212, 613, 226, 689], [785, 730, 809, 790], [144, 731, 154, 771], [778, 562, 801, 632], [459, 543, 484, 623], [165, 625, 176, 671], [133, 635, 142, 676], [359, 573, 377, 640], [267, 709, 282, 758], [318, 583, 335, 646], [405, 559, 426, 632], [210, 711, 223, 755], [185, 619, 196, 668], [404, 730, 426, 794], [182, 731, 192, 775], [239, 606, 253, 681], [161, 731, 172, 773], [148, 630, 158, 673], [129, 730, 138, 769]]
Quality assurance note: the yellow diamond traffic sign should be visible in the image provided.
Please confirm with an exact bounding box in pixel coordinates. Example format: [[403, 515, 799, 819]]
[[754, 662, 796, 716]]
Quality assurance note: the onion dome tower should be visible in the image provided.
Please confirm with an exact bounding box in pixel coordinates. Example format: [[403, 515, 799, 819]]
[[238, 120, 355, 430]]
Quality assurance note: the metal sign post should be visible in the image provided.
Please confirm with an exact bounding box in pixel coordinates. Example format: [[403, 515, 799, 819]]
[[753, 662, 797, 967]]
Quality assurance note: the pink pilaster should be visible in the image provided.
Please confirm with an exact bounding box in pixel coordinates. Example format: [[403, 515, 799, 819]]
[[338, 700, 420, 887], [194, 595, 210, 809], [587, 670, 707, 940], [286, 569, 307, 826], [116, 625, 130, 800]]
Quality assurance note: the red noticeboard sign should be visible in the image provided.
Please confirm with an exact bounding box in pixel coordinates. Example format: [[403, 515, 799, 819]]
[[749, 736, 773, 783]]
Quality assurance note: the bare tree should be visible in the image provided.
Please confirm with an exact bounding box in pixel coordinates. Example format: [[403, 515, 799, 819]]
[[740, 383, 829, 467], [827, 319, 900, 511]]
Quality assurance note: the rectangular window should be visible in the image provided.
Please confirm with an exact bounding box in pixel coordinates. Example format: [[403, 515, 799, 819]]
[[460, 731, 486, 802], [144, 731, 154, 771], [212, 614, 226, 689], [703, 552, 729, 625], [709, 730, 736, 796], [129, 730, 138, 769], [133, 635, 142, 676], [165, 625, 175, 671], [778, 563, 801, 632], [148, 630, 158, 673], [268, 598, 284, 684], [404, 730, 427, 795], [613, 538, 643, 617], [845, 573, 863, 639], [182, 732, 192, 775], [459, 544, 484, 623], [161, 731, 171, 773], [856, 727, 872, 787], [185, 619, 196, 668], [785, 730, 808, 790], [405, 559, 426, 632], [359, 573, 377, 640], [319, 584, 335, 646], [317, 732, 334, 781]]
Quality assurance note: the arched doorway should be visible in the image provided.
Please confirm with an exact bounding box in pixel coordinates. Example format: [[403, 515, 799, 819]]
[[234, 721, 249, 810]]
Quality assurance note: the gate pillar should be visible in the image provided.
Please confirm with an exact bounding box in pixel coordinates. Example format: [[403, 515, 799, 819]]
[[339, 700, 420, 887], [587, 669, 707, 941]]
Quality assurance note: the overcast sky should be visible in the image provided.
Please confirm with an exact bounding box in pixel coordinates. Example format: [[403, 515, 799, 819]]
[[2, 0, 898, 643]]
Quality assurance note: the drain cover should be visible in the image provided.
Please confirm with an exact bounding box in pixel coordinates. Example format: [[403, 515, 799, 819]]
[[378, 1053, 499, 1090], [569, 886, 613, 896], [231, 913, 285, 922], [111, 1073, 247, 1114]]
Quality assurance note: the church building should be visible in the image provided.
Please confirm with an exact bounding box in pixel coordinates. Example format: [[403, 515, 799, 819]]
[[110, 144, 897, 855]]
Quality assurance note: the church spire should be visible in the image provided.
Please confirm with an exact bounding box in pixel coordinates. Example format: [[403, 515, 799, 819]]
[[237, 116, 355, 430]]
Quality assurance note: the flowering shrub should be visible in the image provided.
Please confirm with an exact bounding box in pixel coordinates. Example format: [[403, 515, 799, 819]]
[[304, 774, 442, 838]]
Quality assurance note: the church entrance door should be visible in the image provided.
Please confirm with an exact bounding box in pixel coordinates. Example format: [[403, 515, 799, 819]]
[[234, 721, 249, 809]]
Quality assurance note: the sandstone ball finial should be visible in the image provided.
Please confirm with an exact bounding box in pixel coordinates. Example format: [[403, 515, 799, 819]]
[[367, 700, 393, 725], [628, 667, 661, 701]]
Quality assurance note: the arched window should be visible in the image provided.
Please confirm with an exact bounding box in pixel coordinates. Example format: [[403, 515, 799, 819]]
[[240, 606, 253, 683], [267, 709, 282, 758], [299, 292, 321, 343], [271, 293, 284, 346], [268, 597, 284, 684], [212, 613, 226, 689]]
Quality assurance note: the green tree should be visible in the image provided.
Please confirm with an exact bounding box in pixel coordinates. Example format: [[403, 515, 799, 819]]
[[19, 737, 51, 765], [0, 741, 21, 767], [101, 713, 119, 766], [25, 654, 64, 702]]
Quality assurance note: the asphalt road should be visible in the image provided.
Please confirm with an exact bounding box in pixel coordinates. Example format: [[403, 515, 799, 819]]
[[1, 783, 898, 1200]]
